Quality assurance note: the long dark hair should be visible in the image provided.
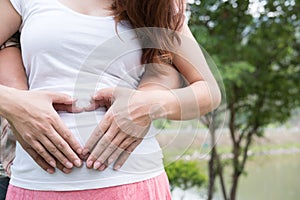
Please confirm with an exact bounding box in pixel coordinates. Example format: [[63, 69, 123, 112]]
[[112, 0, 185, 64]]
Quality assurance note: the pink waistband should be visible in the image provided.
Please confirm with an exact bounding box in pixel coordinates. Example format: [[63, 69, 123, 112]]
[[6, 172, 171, 200]]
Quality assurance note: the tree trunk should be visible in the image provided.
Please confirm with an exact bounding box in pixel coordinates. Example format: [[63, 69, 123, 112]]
[[229, 102, 241, 200], [229, 141, 241, 200], [207, 111, 217, 200], [230, 173, 239, 200], [207, 147, 216, 200], [216, 154, 228, 200], [207, 111, 229, 200]]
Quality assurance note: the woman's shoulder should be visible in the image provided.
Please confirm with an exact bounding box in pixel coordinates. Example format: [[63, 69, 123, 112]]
[[9, 0, 33, 16]]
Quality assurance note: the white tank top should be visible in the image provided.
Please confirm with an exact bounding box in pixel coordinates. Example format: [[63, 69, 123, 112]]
[[9, 0, 164, 191]]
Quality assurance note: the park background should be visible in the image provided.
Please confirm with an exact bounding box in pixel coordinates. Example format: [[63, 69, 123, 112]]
[[158, 0, 300, 199]]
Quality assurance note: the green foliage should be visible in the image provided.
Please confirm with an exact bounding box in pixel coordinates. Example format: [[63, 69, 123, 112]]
[[188, 1, 300, 199], [153, 119, 171, 129], [189, 0, 300, 133], [165, 159, 207, 191]]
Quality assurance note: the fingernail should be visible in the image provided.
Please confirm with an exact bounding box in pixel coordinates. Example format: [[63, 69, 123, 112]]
[[74, 159, 82, 167], [49, 161, 56, 168], [63, 168, 72, 174], [65, 162, 73, 169], [82, 149, 89, 156], [47, 168, 55, 174], [87, 160, 93, 168], [93, 161, 101, 170], [114, 165, 121, 170], [99, 164, 106, 171], [108, 158, 114, 165]]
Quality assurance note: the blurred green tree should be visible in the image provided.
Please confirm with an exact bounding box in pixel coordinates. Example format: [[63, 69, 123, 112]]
[[188, 0, 300, 199], [165, 159, 207, 199]]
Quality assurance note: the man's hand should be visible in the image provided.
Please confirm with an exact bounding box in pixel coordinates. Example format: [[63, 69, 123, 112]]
[[2, 88, 84, 172]]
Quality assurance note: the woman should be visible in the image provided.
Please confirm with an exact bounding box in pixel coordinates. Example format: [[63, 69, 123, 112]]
[[0, 29, 183, 199], [0, 0, 221, 199]]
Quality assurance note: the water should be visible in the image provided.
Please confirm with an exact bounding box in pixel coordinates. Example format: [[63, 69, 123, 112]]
[[172, 153, 300, 200], [236, 153, 300, 200]]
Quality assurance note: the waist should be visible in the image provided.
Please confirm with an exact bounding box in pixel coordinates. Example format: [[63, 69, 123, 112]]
[[10, 111, 164, 190], [11, 148, 164, 191]]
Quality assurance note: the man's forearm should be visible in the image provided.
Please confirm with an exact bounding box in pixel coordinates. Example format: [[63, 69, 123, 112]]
[[0, 47, 28, 90], [0, 35, 25, 177]]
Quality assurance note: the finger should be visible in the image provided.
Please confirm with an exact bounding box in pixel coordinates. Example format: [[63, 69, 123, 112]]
[[51, 113, 83, 167], [85, 154, 97, 169], [106, 148, 123, 166], [56, 160, 72, 174], [83, 110, 113, 156], [113, 151, 130, 171], [105, 134, 135, 166], [105, 100, 112, 110], [87, 121, 119, 169], [93, 87, 115, 101], [98, 163, 108, 171], [40, 132, 75, 169], [113, 140, 142, 170], [83, 100, 106, 112], [27, 139, 57, 168], [53, 98, 83, 113], [88, 120, 119, 169], [79, 151, 89, 161], [23, 145, 55, 174], [47, 92, 74, 104], [83, 101, 97, 112], [94, 132, 127, 170], [10, 126, 57, 172], [87, 136, 112, 169], [53, 104, 84, 113]]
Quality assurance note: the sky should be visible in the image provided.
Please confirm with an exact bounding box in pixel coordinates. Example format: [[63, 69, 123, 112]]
[[186, 0, 265, 18]]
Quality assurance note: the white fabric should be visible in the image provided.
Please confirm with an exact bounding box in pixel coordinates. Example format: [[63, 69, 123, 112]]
[[9, 0, 164, 191]]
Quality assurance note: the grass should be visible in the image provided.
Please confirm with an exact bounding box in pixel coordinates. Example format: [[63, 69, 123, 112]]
[[162, 141, 300, 162]]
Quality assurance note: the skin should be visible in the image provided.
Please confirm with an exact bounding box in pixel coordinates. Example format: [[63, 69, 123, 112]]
[[0, 0, 221, 173]]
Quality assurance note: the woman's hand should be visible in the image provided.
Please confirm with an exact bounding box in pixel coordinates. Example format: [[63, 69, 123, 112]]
[[82, 64, 183, 171], [83, 87, 165, 171], [1, 87, 84, 172], [9, 125, 72, 174]]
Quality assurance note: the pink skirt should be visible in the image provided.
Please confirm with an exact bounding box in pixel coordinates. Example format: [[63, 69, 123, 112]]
[[6, 172, 171, 200]]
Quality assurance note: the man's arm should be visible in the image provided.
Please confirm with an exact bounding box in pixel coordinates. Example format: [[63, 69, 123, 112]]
[[0, 42, 27, 89], [0, 37, 27, 176]]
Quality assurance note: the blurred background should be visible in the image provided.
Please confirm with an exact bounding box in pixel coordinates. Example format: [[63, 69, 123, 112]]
[[157, 0, 300, 199]]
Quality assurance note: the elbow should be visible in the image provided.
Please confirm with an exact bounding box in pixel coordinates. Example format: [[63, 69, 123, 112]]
[[211, 85, 222, 110], [199, 82, 222, 116]]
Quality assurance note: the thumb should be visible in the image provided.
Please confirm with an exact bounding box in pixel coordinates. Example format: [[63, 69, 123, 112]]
[[93, 87, 116, 101], [47, 92, 74, 104]]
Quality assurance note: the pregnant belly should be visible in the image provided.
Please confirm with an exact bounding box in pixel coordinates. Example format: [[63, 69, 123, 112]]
[[58, 109, 106, 146]]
